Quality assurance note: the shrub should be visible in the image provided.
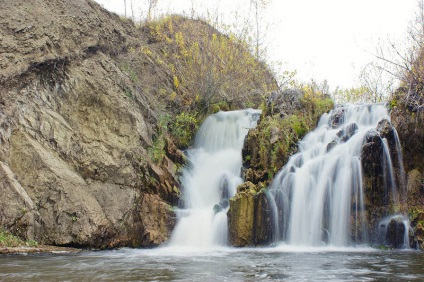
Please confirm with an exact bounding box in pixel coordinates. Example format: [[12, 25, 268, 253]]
[[170, 112, 199, 148]]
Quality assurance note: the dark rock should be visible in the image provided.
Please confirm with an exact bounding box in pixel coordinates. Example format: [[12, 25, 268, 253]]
[[382, 217, 408, 249], [213, 204, 223, 214], [326, 140, 337, 152], [387, 218, 407, 248], [328, 123, 358, 152], [329, 107, 345, 128], [377, 119, 396, 152], [361, 129, 385, 205], [220, 176, 230, 201], [337, 122, 358, 142]]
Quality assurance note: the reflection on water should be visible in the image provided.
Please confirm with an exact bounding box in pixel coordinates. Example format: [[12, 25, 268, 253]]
[[0, 247, 423, 281]]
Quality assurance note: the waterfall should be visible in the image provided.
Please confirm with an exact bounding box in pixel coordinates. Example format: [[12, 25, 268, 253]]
[[267, 103, 407, 247], [169, 109, 261, 248]]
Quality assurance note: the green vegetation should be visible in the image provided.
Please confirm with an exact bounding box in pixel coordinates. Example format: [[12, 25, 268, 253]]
[[0, 228, 38, 248], [115, 15, 281, 152], [247, 88, 334, 181], [145, 15, 278, 115], [170, 112, 199, 148], [148, 115, 170, 164]]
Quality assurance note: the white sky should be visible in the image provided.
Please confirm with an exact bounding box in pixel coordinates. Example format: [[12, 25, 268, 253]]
[[94, 0, 417, 89]]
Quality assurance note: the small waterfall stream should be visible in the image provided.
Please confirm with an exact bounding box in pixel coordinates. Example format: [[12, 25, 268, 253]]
[[267, 103, 409, 248], [169, 109, 261, 248]]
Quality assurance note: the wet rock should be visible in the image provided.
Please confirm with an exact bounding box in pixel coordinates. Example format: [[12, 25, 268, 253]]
[[328, 123, 358, 152], [220, 176, 230, 201], [326, 140, 337, 152], [227, 182, 273, 246], [219, 199, 229, 209], [361, 128, 389, 220], [361, 123, 407, 247], [385, 217, 407, 249], [377, 119, 393, 137], [0, 245, 83, 255], [329, 107, 345, 128], [337, 122, 358, 142], [376, 119, 397, 157], [213, 204, 223, 214]]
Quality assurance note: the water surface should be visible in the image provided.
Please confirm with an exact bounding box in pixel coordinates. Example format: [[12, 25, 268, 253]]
[[1, 246, 423, 281]]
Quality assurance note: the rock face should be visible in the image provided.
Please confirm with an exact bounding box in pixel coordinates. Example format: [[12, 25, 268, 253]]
[[227, 182, 272, 246], [0, 0, 181, 248], [390, 87, 424, 249], [360, 117, 409, 246]]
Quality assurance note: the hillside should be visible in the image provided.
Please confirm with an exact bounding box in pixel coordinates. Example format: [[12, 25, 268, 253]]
[[0, 0, 278, 248]]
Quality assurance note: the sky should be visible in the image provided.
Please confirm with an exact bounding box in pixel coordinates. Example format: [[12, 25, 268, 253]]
[[94, 0, 417, 90]]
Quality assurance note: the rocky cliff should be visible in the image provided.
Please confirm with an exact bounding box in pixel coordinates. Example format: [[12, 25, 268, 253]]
[[0, 0, 277, 248], [0, 0, 180, 248], [390, 83, 424, 249]]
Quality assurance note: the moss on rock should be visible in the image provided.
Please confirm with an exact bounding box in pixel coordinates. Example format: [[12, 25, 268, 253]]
[[227, 182, 272, 247], [243, 90, 334, 186]]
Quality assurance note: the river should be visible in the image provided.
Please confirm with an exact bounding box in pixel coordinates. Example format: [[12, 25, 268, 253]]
[[1, 246, 423, 281]]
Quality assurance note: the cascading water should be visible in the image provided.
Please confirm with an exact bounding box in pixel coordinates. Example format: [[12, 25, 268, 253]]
[[169, 109, 261, 248], [267, 103, 409, 247]]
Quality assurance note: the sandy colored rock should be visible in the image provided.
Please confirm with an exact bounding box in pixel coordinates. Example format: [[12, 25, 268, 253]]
[[227, 182, 272, 247], [0, 0, 179, 248]]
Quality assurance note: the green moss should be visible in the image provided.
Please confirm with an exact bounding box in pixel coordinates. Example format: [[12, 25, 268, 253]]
[[0, 228, 38, 248]]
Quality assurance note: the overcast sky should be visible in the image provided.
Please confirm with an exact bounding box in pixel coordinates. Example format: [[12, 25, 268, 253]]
[[94, 0, 417, 90]]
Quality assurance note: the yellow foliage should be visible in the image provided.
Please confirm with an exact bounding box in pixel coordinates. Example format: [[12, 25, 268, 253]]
[[144, 15, 278, 114], [175, 32, 185, 48], [141, 46, 152, 56], [173, 75, 180, 90]]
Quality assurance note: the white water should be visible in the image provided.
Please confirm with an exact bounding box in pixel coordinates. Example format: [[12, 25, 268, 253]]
[[268, 103, 407, 247], [169, 109, 261, 248]]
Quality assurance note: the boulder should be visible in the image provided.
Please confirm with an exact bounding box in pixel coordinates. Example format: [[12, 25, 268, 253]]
[[385, 217, 407, 248], [227, 182, 273, 246]]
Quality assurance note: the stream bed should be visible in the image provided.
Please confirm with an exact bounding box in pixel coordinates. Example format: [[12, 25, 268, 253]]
[[1, 246, 423, 281]]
